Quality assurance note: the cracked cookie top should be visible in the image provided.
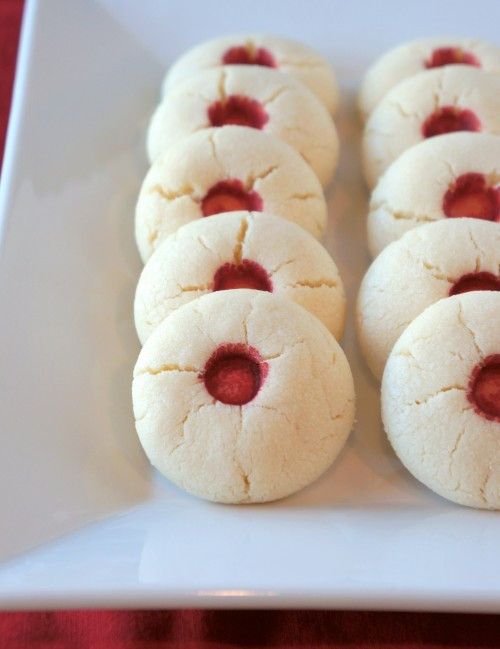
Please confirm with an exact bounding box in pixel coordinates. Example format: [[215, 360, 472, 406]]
[[359, 37, 500, 120], [146, 66, 339, 187], [134, 211, 345, 344], [381, 291, 500, 509], [132, 289, 355, 504], [162, 33, 339, 115], [362, 67, 500, 188], [367, 132, 500, 257], [136, 126, 327, 262], [357, 218, 500, 380]]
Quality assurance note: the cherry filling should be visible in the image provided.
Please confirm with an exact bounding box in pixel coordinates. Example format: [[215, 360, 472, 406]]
[[222, 45, 277, 68], [449, 271, 500, 296], [443, 173, 500, 221], [202, 343, 268, 405], [208, 95, 269, 129], [421, 106, 481, 138], [213, 260, 272, 292], [467, 354, 500, 422], [201, 179, 263, 216], [425, 47, 480, 69]]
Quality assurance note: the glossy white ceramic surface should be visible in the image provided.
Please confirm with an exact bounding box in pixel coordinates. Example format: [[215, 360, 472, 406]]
[[0, 0, 499, 610]]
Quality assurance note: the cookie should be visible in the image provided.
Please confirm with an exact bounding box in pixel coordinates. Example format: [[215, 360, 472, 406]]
[[362, 67, 500, 188], [163, 33, 339, 114], [132, 290, 355, 503], [382, 291, 500, 509], [147, 66, 339, 187], [135, 211, 346, 344], [136, 126, 327, 261], [357, 218, 500, 380], [359, 37, 500, 119], [367, 132, 500, 257]]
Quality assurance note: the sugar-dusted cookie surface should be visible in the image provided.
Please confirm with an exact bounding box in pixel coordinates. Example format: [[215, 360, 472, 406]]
[[357, 219, 500, 380], [147, 66, 339, 187], [136, 126, 327, 261], [163, 33, 339, 114], [359, 37, 500, 119], [362, 67, 500, 188], [382, 291, 500, 509], [367, 132, 500, 257], [135, 211, 345, 344], [133, 290, 355, 504]]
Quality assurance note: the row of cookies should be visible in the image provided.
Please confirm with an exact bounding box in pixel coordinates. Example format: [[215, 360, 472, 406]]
[[357, 38, 500, 509], [132, 35, 355, 503]]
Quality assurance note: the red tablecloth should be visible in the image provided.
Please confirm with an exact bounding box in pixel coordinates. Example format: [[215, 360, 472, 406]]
[[0, 2, 499, 647]]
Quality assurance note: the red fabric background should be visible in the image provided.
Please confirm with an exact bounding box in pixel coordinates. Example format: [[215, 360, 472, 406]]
[[0, 1, 499, 647]]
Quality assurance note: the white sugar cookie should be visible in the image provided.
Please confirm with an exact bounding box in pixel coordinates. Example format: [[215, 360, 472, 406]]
[[147, 66, 339, 187], [136, 126, 327, 261], [163, 33, 339, 114], [135, 211, 345, 344], [357, 218, 500, 380], [359, 37, 500, 119], [133, 290, 355, 504], [382, 291, 500, 509], [367, 132, 500, 257], [362, 67, 500, 188]]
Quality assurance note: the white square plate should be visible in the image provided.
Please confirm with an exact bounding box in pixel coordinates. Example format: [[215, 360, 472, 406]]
[[0, 0, 499, 611]]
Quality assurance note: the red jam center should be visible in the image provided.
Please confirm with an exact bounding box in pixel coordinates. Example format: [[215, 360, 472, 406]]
[[208, 95, 269, 129], [201, 179, 263, 216], [213, 260, 272, 292], [467, 354, 500, 422], [425, 47, 481, 69], [222, 45, 276, 68], [449, 271, 500, 296], [202, 343, 267, 405], [443, 173, 500, 221], [421, 106, 481, 138]]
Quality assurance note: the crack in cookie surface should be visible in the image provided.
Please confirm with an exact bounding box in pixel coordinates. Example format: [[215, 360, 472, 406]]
[[137, 363, 199, 376]]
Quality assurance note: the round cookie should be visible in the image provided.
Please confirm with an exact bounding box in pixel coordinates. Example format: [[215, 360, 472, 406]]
[[147, 66, 339, 187], [367, 132, 500, 257], [136, 126, 327, 261], [359, 37, 500, 119], [357, 218, 500, 380], [135, 211, 346, 344], [163, 33, 339, 115], [362, 67, 500, 188], [382, 291, 500, 509], [132, 289, 355, 504]]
